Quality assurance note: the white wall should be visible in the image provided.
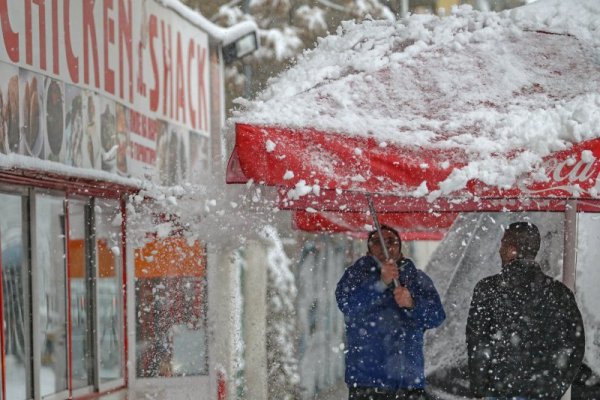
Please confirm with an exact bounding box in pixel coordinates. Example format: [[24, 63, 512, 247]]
[[242, 241, 268, 399], [294, 235, 357, 399], [405, 240, 441, 271]]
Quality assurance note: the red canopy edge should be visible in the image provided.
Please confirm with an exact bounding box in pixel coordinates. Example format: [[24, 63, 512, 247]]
[[278, 189, 570, 213], [228, 123, 600, 213], [292, 210, 456, 240], [337, 230, 446, 241], [226, 123, 465, 191], [396, 231, 446, 241], [226, 146, 249, 184]]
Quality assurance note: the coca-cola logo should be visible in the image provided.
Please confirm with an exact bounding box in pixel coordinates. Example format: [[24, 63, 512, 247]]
[[525, 150, 598, 195], [546, 155, 596, 183]]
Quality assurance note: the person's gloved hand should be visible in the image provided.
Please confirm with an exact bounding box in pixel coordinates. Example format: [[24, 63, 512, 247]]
[[381, 259, 399, 286], [394, 286, 414, 309]]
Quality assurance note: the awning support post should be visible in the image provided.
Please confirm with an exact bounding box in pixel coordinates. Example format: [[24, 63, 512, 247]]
[[561, 199, 578, 400], [562, 199, 578, 292]]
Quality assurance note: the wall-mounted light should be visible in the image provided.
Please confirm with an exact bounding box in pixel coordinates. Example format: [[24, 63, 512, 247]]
[[223, 32, 258, 64]]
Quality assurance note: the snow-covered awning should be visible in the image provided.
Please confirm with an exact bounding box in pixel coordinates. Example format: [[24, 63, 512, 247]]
[[292, 210, 456, 240], [226, 0, 600, 227]]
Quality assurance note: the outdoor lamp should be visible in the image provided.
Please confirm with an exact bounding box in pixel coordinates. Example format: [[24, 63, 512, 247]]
[[223, 32, 258, 64]]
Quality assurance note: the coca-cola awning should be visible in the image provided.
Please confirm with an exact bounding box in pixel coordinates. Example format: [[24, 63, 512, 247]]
[[292, 210, 457, 240], [228, 126, 600, 212], [226, 1, 600, 232]]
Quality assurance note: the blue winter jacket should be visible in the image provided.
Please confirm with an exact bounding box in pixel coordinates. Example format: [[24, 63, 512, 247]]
[[336, 256, 445, 390]]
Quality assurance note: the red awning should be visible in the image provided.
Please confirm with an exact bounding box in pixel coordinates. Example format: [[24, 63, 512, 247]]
[[292, 210, 457, 240], [227, 124, 465, 194], [228, 124, 600, 212], [225, 7, 600, 234]]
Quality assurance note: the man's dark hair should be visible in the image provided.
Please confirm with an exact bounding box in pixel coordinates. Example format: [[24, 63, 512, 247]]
[[504, 221, 541, 259], [367, 225, 401, 253]]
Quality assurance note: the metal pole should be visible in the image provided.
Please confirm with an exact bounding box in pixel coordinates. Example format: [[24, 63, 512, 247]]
[[243, 0, 253, 100], [561, 199, 578, 400], [366, 194, 400, 287], [399, 0, 409, 18], [562, 199, 578, 292]]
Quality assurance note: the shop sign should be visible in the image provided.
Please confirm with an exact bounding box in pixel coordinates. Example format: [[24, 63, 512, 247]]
[[0, 0, 211, 184]]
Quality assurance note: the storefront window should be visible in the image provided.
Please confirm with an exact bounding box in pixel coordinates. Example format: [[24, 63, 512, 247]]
[[0, 192, 29, 399], [34, 193, 68, 397], [134, 234, 207, 378], [576, 213, 600, 387], [94, 199, 124, 383], [68, 198, 93, 389], [1, 190, 128, 397]]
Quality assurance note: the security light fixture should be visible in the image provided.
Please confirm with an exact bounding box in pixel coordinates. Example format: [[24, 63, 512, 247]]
[[223, 32, 258, 64]]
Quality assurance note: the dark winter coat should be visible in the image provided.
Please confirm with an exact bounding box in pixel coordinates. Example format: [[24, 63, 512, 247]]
[[466, 259, 585, 399], [336, 256, 445, 390]]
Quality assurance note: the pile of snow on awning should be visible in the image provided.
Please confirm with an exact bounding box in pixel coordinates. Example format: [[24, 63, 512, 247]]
[[230, 0, 600, 197]]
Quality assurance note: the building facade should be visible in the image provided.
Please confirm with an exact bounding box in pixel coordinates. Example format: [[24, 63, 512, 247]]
[[0, 1, 256, 399]]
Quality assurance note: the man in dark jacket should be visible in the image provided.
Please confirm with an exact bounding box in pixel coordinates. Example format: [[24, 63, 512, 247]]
[[466, 222, 585, 399], [336, 225, 446, 400]]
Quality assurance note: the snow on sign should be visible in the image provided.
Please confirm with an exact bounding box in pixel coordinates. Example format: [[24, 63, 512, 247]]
[[226, 0, 600, 216]]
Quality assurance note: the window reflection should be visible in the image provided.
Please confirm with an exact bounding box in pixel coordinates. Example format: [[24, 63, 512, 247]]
[[35, 193, 68, 397], [0, 193, 29, 399], [95, 198, 124, 383], [576, 213, 600, 392], [135, 236, 207, 378], [68, 199, 93, 389]]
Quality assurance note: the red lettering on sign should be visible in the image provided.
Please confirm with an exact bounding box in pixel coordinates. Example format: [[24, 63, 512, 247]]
[[103, 0, 115, 93], [217, 371, 227, 400], [161, 20, 172, 118], [52, 0, 59, 74], [175, 31, 186, 124], [131, 109, 141, 135], [119, 0, 133, 102], [197, 44, 207, 132], [25, 0, 32, 65], [131, 110, 144, 137], [0, 0, 19, 62], [187, 38, 196, 129], [34, 0, 47, 70], [147, 118, 157, 141], [131, 142, 156, 164], [137, 39, 146, 96], [24, 0, 51, 69], [83, 0, 100, 87], [149, 14, 159, 112], [64, 0, 79, 82], [0, 1, 213, 136], [129, 109, 157, 142]]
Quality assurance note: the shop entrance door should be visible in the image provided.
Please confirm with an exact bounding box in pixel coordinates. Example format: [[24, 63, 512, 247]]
[[0, 191, 31, 400]]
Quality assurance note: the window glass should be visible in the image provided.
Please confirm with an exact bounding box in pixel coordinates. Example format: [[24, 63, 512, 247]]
[[576, 213, 600, 384], [68, 199, 93, 389], [169, 277, 208, 376], [95, 198, 124, 383], [35, 193, 68, 397], [0, 192, 28, 399], [134, 235, 207, 377]]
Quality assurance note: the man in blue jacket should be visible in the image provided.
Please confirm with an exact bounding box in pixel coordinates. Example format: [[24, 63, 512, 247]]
[[336, 225, 445, 400]]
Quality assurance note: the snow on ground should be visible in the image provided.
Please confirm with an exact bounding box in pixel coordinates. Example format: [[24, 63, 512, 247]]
[[231, 0, 600, 197]]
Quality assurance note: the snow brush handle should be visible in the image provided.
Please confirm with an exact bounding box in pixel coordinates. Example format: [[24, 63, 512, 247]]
[[366, 194, 401, 288]]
